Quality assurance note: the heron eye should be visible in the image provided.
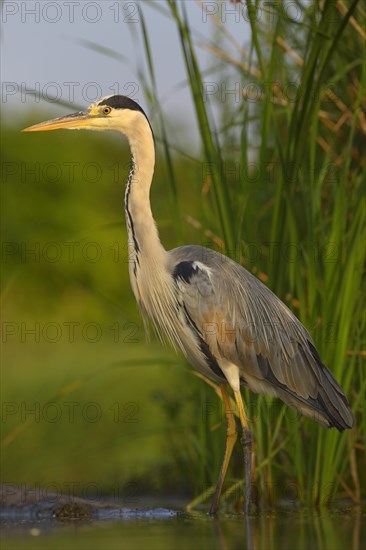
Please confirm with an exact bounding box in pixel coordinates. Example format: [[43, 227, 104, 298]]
[[103, 106, 111, 115]]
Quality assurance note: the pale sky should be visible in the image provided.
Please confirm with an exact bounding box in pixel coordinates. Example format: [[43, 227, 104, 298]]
[[1, 0, 251, 141]]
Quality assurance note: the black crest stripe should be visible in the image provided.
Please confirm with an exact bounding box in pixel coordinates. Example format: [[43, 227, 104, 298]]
[[97, 95, 155, 141]]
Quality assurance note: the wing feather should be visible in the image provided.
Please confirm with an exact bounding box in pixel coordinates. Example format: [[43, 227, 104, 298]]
[[169, 245, 354, 430]]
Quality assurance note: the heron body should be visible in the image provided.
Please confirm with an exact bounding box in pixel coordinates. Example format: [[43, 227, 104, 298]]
[[23, 95, 354, 514]]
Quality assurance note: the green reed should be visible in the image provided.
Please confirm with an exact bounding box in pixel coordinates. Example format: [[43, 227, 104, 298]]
[[146, 0, 365, 507]]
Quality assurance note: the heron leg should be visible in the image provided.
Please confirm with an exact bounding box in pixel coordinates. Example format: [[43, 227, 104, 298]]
[[233, 390, 252, 515], [209, 384, 237, 515]]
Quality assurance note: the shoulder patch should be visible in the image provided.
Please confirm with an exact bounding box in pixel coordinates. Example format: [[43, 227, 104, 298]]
[[173, 261, 212, 282], [173, 261, 213, 297], [173, 261, 198, 283]]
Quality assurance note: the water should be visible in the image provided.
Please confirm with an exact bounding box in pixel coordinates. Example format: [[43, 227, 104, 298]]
[[1, 503, 364, 550]]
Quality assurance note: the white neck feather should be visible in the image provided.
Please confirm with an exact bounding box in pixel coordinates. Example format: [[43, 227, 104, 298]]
[[118, 110, 185, 349], [123, 113, 166, 265]]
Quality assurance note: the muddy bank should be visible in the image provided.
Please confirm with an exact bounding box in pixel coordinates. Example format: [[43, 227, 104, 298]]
[[0, 484, 178, 521]]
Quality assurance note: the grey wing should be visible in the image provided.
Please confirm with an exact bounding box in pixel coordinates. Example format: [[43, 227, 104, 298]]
[[169, 245, 354, 431]]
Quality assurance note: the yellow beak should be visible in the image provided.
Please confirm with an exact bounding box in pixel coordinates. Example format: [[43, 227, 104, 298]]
[[22, 111, 94, 132]]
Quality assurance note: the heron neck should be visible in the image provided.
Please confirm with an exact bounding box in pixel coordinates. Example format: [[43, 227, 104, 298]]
[[124, 126, 165, 264]]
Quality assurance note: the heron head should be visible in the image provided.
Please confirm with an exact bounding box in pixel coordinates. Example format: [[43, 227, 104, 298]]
[[22, 95, 150, 136]]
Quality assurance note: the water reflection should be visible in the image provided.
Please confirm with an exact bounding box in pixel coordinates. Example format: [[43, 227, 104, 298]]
[[210, 506, 363, 550], [211, 514, 253, 550], [1, 505, 363, 550]]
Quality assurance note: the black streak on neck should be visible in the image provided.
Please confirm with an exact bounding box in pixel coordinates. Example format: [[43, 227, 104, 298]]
[[124, 155, 140, 275]]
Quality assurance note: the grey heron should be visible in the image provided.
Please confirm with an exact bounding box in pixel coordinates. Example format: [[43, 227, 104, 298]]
[[22, 95, 354, 514]]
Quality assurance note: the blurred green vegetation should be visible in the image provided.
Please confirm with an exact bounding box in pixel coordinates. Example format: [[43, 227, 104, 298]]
[[2, 0, 365, 511], [2, 123, 224, 498]]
